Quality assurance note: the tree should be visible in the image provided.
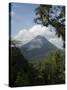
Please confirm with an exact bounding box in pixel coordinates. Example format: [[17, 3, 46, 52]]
[[9, 40, 39, 87], [41, 49, 65, 84], [9, 45, 31, 87], [34, 5, 65, 48]]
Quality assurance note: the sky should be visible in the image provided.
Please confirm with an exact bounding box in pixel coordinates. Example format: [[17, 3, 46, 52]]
[[10, 3, 39, 36], [10, 3, 63, 49]]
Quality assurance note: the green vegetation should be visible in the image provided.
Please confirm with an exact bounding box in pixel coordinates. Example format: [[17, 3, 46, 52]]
[[9, 45, 65, 87], [9, 46, 39, 87], [34, 49, 65, 85], [34, 5, 65, 48]]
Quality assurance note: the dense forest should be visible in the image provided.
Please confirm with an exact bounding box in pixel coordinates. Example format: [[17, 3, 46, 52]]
[[9, 41, 65, 87]]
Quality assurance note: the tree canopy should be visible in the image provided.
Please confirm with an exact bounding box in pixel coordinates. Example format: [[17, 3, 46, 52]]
[[34, 5, 65, 48]]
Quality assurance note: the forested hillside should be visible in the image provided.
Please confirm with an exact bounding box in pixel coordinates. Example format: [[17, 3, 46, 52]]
[[9, 46, 65, 87]]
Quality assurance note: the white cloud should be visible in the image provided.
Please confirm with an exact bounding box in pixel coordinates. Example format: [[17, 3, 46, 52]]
[[49, 37, 63, 49], [13, 25, 63, 49]]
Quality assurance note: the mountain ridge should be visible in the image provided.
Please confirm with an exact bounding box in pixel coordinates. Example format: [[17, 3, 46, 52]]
[[20, 35, 59, 60]]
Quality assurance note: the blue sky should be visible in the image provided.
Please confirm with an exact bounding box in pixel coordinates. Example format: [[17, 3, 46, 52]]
[[10, 3, 39, 36]]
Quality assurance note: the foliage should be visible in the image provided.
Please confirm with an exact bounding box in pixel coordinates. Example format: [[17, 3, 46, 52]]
[[34, 5, 65, 48], [9, 45, 39, 87], [34, 49, 65, 84], [9, 45, 65, 87]]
